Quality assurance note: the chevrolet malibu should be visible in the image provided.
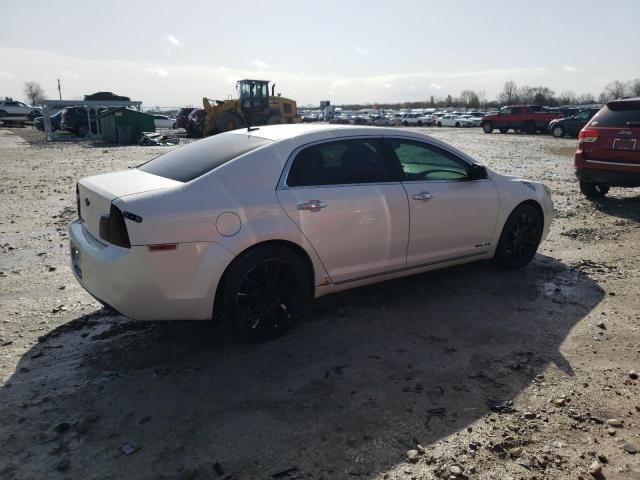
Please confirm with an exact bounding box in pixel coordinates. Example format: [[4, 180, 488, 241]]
[[69, 124, 553, 340]]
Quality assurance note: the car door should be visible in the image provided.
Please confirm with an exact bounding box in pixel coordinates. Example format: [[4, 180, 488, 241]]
[[385, 137, 500, 266], [277, 137, 410, 284]]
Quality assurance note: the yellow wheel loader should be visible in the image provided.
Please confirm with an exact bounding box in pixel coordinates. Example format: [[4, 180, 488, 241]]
[[202, 79, 301, 136]]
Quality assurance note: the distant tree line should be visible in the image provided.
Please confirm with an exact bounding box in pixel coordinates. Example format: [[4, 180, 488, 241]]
[[333, 78, 640, 111]]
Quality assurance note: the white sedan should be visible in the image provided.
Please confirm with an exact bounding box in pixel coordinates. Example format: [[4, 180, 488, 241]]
[[436, 114, 474, 127], [152, 115, 176, 129], [69, 124, 553, 340]]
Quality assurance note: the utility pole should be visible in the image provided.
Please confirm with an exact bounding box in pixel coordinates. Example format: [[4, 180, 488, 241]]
[[57, 79, 62, 100]]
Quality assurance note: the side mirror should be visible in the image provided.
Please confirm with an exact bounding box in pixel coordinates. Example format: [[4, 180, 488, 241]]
[[468, 164, 488, 180]]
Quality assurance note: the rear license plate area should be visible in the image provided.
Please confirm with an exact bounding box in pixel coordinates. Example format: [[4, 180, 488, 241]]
[[612, 138, 636, 151]]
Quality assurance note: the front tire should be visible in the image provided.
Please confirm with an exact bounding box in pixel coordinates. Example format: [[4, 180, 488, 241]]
[[551, 124, 565, 138], [493, 204, 543, 269], [579, 181, 609, 199], [220, 245, 311, 341], [482, 122, 493, 133], [455, 122, 460, 127], [215, 111, 245, 133]]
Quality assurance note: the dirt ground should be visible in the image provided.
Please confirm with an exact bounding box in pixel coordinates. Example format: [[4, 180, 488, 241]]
[[0, 125, 638, 480]]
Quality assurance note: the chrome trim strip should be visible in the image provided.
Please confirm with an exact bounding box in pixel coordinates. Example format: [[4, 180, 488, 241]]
[[333, 250, 489, 285], [585, 159, 640, 167]]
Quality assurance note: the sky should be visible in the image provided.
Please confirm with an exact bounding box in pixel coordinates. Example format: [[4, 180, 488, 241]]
[[1, 0, 639, 107]]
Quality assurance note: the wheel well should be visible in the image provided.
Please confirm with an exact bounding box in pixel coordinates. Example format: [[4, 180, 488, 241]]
[[213, 240, 316, 320], [515, 199, 544, 223]]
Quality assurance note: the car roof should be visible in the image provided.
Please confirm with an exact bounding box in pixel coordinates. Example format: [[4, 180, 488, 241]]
[[228, 124, 479, 164]]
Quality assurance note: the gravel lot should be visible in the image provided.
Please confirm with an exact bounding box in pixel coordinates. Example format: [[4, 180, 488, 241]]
[[0, 126, 639, 480]]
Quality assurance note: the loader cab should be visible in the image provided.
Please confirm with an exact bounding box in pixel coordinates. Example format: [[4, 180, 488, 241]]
[[238, 79, 269, 114]]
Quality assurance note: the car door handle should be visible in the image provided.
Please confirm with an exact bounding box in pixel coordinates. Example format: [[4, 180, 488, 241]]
[[411, 192, 434, 201], [297, 200, 327, 211]]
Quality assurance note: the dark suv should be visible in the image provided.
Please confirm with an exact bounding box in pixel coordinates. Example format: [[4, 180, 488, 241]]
[[575, 97, 640, 198], [60, 107, 100, 137], [175, 107, 196, 129], [549, 107, 600, 138], [185, 108, 206, 138]]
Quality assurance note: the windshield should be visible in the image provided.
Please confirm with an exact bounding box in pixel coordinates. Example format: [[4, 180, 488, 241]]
[[138, 133, 272, 182], [590, 102, 640, 127]]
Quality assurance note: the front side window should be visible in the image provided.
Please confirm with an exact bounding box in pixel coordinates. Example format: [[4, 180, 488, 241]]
[[387, 139, 470, 181], [287, 138, 391, 187]]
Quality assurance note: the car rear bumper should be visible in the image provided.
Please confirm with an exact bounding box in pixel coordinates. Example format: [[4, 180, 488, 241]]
[[68, 219, 234, 321], [576, 168, 640, 187], [575, 151, 640, 187]]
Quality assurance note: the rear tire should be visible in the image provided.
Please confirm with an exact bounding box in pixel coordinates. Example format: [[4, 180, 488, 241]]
[[437, 122, 442, 127], [482, 122, 493, 133], [579, 181, 609, 199], [551, 124, 565, 138], [493, 204, 543, 269], [455, 122, 460, 127], [220, 245, 311, 341]]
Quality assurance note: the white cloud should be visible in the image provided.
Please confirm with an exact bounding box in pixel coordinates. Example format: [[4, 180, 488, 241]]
[[167, 34, 181, 46], [382, 83, 392, 89], [430, 82, 442, 90], [331, 79, 350, 88], [355, 46, 370, 55], [0, 71, 12, 79], [145, 68, 169, 77], [60, 70, 79, 79], [251, 59, 269, 70], [563, 65, 577, 73]]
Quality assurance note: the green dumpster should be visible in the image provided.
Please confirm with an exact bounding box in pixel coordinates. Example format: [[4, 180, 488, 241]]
[[98, 108, 155, 144]]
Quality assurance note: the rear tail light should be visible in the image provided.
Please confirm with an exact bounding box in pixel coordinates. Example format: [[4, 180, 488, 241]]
[[579, 128, 599, 143], [98, 204, 131, 248]]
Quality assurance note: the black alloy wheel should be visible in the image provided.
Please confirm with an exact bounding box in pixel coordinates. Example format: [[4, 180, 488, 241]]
[[221, 245, 310, 341], [494, 204, 543, 269]]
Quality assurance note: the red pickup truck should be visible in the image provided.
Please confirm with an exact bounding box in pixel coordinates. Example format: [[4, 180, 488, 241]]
[[481, 105, 564, 134]]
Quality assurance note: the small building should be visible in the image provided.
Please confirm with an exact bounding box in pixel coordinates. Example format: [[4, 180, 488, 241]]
[[98, 107, 155, 144]]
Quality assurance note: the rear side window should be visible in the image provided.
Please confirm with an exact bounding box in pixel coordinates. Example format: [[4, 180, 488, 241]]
[[590, 102, 640, 127], [287, 138, 391, 187], [139, 133, 272, 182]]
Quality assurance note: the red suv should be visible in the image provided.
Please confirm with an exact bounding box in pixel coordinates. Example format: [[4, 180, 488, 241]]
[[575, 97, 640, 198]]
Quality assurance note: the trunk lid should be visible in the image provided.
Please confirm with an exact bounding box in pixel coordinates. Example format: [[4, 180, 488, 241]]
[[583, 99, 640, 163], [77, 169, 181, 241]]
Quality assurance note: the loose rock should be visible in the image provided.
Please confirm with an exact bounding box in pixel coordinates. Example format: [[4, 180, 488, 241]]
[[607, 418, 623, 427], [449, 465, 463, 477], [406, 450, 419, 463], [623, 443, 638, 454], [509, 447, 523, 458], [629, 370, 638, 380], [588, 460, 602, 477]]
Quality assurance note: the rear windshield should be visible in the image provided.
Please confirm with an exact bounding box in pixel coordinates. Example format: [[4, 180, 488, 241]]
[[138, 133, 272, 182], [591, 101, 640, 127]]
